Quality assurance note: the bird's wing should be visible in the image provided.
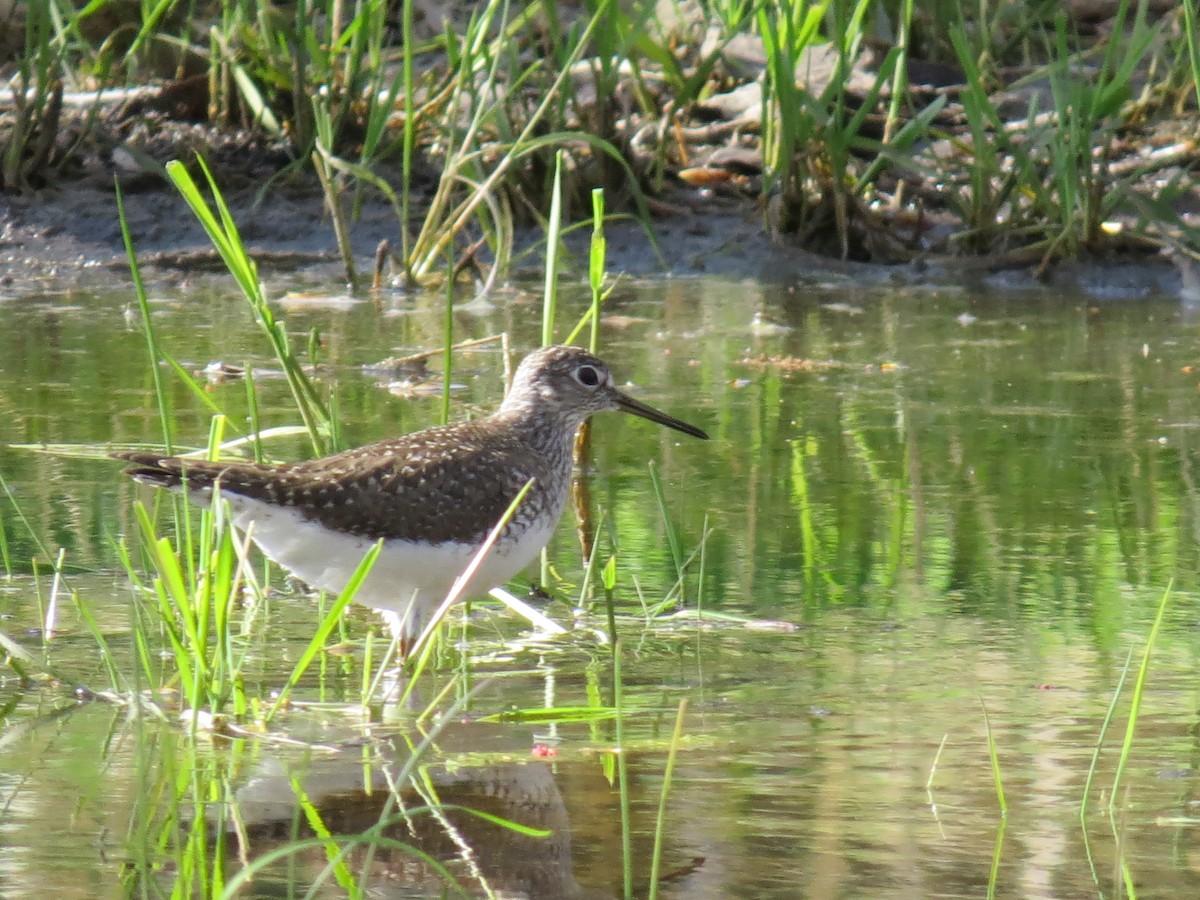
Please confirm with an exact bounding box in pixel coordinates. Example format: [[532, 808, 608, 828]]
[[112, 421, 553, 544]]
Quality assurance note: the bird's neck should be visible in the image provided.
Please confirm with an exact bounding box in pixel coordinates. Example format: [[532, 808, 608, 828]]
[[492, 401, 584, 463]]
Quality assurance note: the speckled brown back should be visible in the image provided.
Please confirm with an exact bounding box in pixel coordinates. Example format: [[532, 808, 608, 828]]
[[113, 416, 565, 545]]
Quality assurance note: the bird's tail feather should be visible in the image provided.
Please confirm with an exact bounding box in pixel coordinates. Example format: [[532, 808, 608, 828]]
[[110, 451, 216, 491]]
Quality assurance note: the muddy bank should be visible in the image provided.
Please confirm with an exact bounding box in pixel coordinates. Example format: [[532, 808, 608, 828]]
[[1, 176, 1194, 304]]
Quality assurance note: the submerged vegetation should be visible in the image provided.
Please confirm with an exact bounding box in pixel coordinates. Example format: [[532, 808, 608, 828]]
[[2, 0, 1199, 275]]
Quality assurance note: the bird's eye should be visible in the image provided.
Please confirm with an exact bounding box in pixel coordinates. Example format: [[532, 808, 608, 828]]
[[575, 364, 602, 387]]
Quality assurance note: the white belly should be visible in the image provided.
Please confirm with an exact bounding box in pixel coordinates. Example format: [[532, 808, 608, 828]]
[[220, 494, 558, 621]]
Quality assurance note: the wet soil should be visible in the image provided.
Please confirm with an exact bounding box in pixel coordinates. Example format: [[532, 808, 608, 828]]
[[0, 132, 862, 292], [4, 2, 1200, 299], [3, 159, 1193, 302], [0, 104, 1194, 301]]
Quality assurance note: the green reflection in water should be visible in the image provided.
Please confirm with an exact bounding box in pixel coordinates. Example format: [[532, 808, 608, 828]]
[[2, 277, 1200, 898]]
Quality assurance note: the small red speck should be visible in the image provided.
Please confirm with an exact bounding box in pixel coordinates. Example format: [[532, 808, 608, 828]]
[[1034, 684, 1060, 690], [531, 744, 557, 759]]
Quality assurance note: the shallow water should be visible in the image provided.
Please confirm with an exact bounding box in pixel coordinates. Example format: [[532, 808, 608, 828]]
[[3, 274, 1200, 898]]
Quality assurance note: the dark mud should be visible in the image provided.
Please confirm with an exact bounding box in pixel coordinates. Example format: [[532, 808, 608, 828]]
[[3, 173, 1194, 304], [0, 94, 1194, 301]]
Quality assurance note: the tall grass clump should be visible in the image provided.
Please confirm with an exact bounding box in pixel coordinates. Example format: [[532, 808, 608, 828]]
[[939, 0, 1194, 265], [113, 175, 379, 723], [5, 0, 1200, 267], [756, 0, 942, 259], [117, 486, 258, 725], [2, 3, 67, 189], [191, 0, 659, 288], [396, 0, 655, 289], [205, 0, 406, 287], [113, 427, 386, 728]]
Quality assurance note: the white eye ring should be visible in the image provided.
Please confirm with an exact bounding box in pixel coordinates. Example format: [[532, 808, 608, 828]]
[[575, 364, 603, 388]]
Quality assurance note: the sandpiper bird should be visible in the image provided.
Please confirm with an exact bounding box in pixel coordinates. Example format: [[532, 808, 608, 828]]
[[113, 345, 707, 654]]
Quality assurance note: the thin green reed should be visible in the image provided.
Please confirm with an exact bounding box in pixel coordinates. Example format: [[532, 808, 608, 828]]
[[981, 700, 1008, 816], [116, 538, 162, 692], [166, 157, 334, 454], [542, 149, 566, 347], [312, 110, 358, 289], [1079, 647, 1134, 889], [401, 479, 536, 691], [535, 150, 567, 588], [588, 189, 605, 353], [0, 474, 56, 583], [614, 728, 632, 900], [1108, 582, 1172, 812], [441, 242, 455, 425], [1185, 0, 1200, 111], [603, 553, 634, 900], [564, 188, 609, 348], [648, 462, 685, 600], [116, 180, 172, 454], [987, 815, 1007, 900], [123, 0, 183, 66], [648, 698, 688, 900], [290, 775, 361, 894], [0, 504, 10, 578], [263, 541, 382, 724], [981, 697, 1008, 899], [881, 0, 914, 145], [399, 0, 417, 274]]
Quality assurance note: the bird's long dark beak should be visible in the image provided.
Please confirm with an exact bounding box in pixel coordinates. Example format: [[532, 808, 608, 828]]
[[614, 391, 708, 440]]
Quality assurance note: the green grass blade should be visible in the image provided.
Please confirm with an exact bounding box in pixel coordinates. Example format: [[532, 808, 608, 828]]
[[1109, 582, 1172, 811], [264, 540, 384, 723], [165, 158, 333, 455], [1079, 646, 1135, 889], [1185, 0, 1200, 111], [648, 462, 683, 587], [0, 502, 10, 578], [542, 149, 565, 347], [648, 698, 687, 900], [981, 699, 1007, 816], [116, 179, 173, 453]]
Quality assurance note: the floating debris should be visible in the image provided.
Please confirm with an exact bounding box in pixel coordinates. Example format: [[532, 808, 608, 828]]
[[820, 301, 865, 316], [750, 310, 793, 336], [361, 353, 431, 379], [738, 354, 851, 373], [199, 361, 245, 382]]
